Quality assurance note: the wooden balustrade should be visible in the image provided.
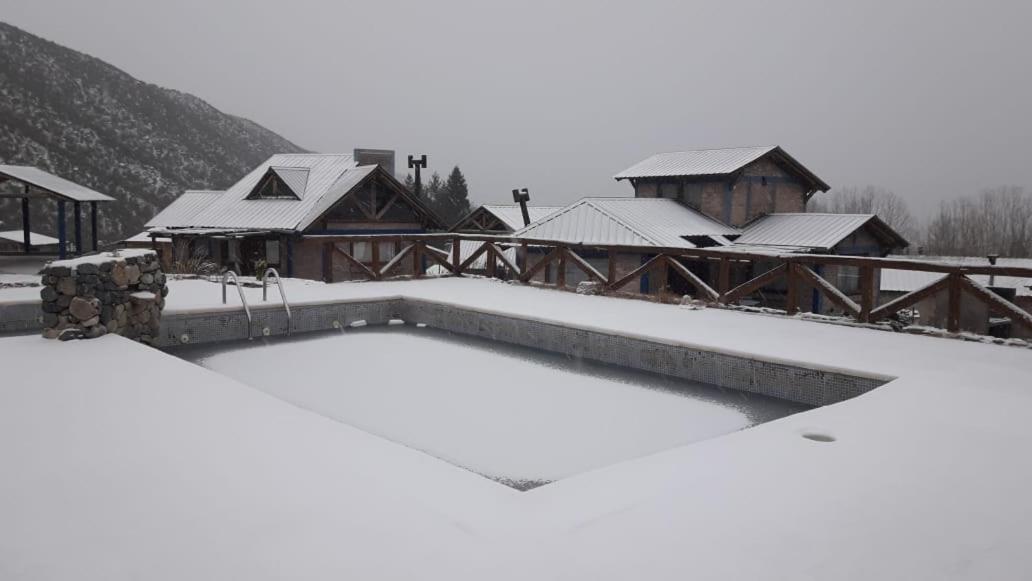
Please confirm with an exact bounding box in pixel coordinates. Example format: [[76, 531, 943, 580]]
[[309, 233, 1032, 335]]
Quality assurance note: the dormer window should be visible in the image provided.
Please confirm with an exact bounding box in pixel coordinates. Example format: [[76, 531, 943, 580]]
[[246, 167, 309, 200]]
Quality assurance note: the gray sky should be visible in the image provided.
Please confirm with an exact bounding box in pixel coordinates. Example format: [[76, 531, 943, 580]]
[[3, 0, 1031, 219]]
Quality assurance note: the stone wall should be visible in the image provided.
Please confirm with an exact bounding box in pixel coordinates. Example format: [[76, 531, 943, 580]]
[[39, 250, 168, 343]]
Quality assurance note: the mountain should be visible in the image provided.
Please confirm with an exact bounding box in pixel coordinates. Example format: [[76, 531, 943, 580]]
[[0, 21, 306, 241]]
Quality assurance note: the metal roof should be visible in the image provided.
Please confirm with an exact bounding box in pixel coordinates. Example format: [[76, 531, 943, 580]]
[[184, 154, 368, 231], [735, 213, 884, 250], [513, 198, 740, 248], [881, 255, 1032, 297], [0, 165, 115, 202], [614, 146, 777, 180], [0, 230, 59, 246], [481, 205, 563, 231], [269, 167, 310, 198], [145, 190, 223, 228]]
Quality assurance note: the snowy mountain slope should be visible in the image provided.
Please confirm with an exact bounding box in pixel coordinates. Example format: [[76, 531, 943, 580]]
[[0, 21, 306, 241]]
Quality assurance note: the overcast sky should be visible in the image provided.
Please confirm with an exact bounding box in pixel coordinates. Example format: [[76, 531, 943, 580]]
[[2, 0, 1031, 219]]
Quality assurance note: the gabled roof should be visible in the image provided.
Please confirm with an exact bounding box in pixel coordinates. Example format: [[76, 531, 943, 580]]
[[452, 204, 564, 232], [513, 197, 740, 248], [614, 145, 830, 192], [0, 165, 115, 202], [736, 213, 908, 251], [165, 153, 443, 232], [145, 190, 223, 228]]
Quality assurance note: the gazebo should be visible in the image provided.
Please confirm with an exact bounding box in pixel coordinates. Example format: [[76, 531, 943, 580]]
[[0, 165, 116, 258]]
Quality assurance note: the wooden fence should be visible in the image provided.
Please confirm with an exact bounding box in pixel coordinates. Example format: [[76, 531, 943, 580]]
[[309, 233, 1032, 335]]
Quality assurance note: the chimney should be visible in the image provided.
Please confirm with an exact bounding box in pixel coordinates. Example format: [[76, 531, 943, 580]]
[[353, 148, 395, 175]]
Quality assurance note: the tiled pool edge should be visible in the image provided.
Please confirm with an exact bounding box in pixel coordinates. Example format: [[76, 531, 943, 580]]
[[157, 299, 891, 407]]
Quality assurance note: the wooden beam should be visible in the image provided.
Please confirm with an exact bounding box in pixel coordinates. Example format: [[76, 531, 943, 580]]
[[423, 244, 455, 274], [458, 241, 490, 273], [332, 244, 378, 280], [869, 275, 950, 322], [666, 256, 720, 302], [487, 244, 520, 277], [322, 241, 333, 283], [947, 273, 962, 332], [374, 192, 400, 220], [519, 247, 561, 283], [378, 243, 413, 277], [413, 241, 423, 278], [721, 263, 787, 304], [556, 246, 567, 289], [957, 275, 1032, 332], [795, 264, 861, 317], [21, 196, 30, 254], [607, 255, 665, 292], [785, 263, 799, 315], [452, 236, 462, 275], [607, 251, 617, 285], [370, 238, 380, 274], [858, 265, 875, 322], [718, 258, 730, 295], [565, 248, 607, 283], [519, 240, 529, 276]]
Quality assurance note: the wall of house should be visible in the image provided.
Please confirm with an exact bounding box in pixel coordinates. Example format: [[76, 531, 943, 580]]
[[630, 157, 811, 227]]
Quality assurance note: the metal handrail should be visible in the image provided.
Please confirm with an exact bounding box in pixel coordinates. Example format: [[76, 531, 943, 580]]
[[221, 271, 253, 340], [262, 267, 292, 335]]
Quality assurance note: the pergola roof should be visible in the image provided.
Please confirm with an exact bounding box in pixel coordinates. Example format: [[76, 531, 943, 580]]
[[0, 165, 115, 202]]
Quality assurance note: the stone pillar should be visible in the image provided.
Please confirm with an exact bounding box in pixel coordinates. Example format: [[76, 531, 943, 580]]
[[39, 250, 168, 343]]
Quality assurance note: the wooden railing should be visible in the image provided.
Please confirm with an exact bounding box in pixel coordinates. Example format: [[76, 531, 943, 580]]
[[309, 233, 1032, 335]]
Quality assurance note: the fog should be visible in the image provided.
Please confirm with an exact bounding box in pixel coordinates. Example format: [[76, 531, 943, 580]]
[[3, 0, 1031, 219]]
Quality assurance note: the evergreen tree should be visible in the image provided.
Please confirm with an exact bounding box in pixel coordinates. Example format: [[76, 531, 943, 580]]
[[424, 171, 445, 213], [439, 166, 472, 226], [404, 173, 415, 193]]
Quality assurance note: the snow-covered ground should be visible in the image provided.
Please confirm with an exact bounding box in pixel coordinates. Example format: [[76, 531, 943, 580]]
[[2, 276, 1032, 579], [179, 326, 802, 488]]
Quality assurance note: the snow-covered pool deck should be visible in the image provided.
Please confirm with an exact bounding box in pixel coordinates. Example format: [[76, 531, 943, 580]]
[[2, 277, 1032, 579]]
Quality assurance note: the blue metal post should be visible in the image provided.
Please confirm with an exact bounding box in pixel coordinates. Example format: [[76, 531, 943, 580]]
[[73, 201, 82, 255], [57, 201, 67, 259]]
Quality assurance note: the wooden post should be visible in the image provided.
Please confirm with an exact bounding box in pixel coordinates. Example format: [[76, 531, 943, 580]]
[[608, 251, 617, 286], [785, 262, 799, 315], [717, 258, 730, 300], [73, 201, 82, 255], [370, 238, 380, 276], [21, 196, 30, 254], [322, 241, 332, 283], [655, 256, 669, 301], [520, 240, 529, 277], [556, 246, 567, 289], [486, 246, 497, 279], [947, 273, 961, 333], [452, 236, 462, 275], [90, 201, 99, 252], [858, 265, 875, 323], [285, 236, 294, 277], [412, 242, 423, 278]]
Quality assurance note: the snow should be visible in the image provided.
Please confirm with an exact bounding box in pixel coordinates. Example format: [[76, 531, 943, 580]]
[[180, 327, 797, 487], [46, 248, 155, 270], [2, 276, 1032, 579]]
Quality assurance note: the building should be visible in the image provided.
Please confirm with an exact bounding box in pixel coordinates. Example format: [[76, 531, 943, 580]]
[[614, 145, 830, 227], [451, 204, 562, 234], [512, 197, 740, 292], [0, 230, 60, 254], [880, 256, 1032, 338], [146, 151, 443, 279]]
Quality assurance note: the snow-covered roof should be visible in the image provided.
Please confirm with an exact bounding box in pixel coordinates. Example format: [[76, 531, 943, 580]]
[[881, 255, 1032, 296], [0, 230, 59, 246], [614, 146, 830, 192], [736, 213, 908, 251], [481, 205, 563, 231], [183, 154, 369, 231], [0, 165, 115, 202], [145, 190, 223, 228], [513, 198, 739, 248]]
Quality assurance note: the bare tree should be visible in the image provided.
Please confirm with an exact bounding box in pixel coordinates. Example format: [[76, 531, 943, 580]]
[[923, 186, 1032, 257], [808, 185, 918, 242]]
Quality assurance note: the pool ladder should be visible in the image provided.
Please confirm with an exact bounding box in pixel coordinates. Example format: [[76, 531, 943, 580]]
[[221, 271, 254, 340], [262, 267, 292, 336]]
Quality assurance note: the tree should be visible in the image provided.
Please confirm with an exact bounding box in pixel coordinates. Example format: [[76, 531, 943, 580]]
[[923, 186, 1032, 257], [809, 185, 918, 243], [436, 166, 471, 227], [403, 173, 415, 193]]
